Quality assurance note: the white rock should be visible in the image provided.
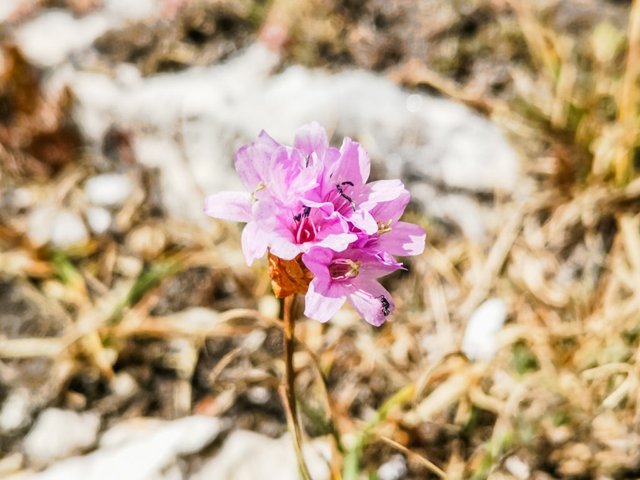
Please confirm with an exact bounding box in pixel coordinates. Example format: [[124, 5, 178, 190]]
[[0, 389, 31, 432], [15, 10, 113, 67], [28, 207, 89, 248], [0, 452, 23, 478], [109, 372, 138, 399], [246, 386, 270, 405], [24, 409, 100, 464], [85, 174, 133, 207], [0, 0, 21, 23], [410, 182, 494, 241], [27, 205, 57, 248], [51, 211, 89, 248], [6, 188, 34, 210], [191, 430, 331, 480], [86, 206, 112, 234], [461, 298, 508, 361], [54, 69, 122, 141], [98, 417, 165, 448], [13, 0, 159, 69], [504, 455, 530, 480], [31, 416, 225, 480], [104, 0, 157, 21], [377, 454, 408, 480], [52, 41, 519, 234]]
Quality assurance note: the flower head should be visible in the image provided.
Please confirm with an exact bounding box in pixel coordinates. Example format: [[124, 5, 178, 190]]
[[204, 122, 425, 326]]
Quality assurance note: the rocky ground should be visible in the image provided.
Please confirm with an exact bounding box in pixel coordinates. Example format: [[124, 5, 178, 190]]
[[1, 0, 640, 479]]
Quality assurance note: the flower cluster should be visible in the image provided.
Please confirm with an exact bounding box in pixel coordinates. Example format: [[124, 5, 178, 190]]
[[204, 123, 425, 326]]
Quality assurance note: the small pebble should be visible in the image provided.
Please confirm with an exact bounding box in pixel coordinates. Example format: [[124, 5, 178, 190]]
[[85, 173, 133, 207], [258, 296, 280, 319], [505, 455, 530, 480], [114, 255, 143, 277], [0, 389, 31, 432], [377, 454, 408, 480], [126, 223, 166, 260], [51, 211, 89, 247], [0, 452, 23, 477], [110, 372, 138, 399], [7, 187, 34, 210], [27, 205, 57, 247], [24, 408, 100, 464], [461, 298, 507, 361], [86, 206, 112, 234], [247, 386, 271, 405]]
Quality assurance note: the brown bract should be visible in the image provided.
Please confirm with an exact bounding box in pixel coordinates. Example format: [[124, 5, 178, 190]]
[[268, 252, 313, 298]]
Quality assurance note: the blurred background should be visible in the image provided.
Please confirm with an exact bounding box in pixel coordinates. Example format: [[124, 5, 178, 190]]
[[1, 0, 640, 478]]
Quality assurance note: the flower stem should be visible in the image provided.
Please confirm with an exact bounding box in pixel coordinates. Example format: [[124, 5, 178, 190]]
[[282, 294, 312, 480]]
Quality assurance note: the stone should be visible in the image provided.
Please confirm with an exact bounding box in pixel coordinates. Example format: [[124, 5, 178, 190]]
[[26, 205, 57, 248], [191, 430, 331, 480], [50, 211, 89, 248], [27, 207, 88, 248], [0, 1, 21, 23], [51, 42, 520, 239], [15, 10, 113, 67], [0, 278, 72, 431], [31, 416, 225, 480], [0, 389, 31, 433], [24, 409, 100, 464], [86, 206, 112, 235], [377, 454, 408, 480], [461, 298, 507, 361], [13, 1, 161, 68], [0, 278, 70, 340], [84, 173, 133, 207]]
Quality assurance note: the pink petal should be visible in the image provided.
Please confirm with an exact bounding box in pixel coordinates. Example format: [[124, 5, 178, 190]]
[[347, 209, 378, 235], [359, 252, 405, 278], [314, 232, 357, 252], [204, 191, 252, 222], [369, 190, 410, 224], [234, 130, 280, 190], [269, 236, 303, 260], [304, 279, 346, 322], [378, 222, 426, 256], [360, 179, 407, 207], [301, 248, 334, 280], [241, 221, 269, 266], [332, 138, 370, 185], [348, 281, 394, 327], [294, 122, 329, 156], [267, 147, 306, 202]]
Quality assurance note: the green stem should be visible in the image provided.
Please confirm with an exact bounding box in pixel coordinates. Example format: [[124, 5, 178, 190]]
[[282, 295, 313, 480]]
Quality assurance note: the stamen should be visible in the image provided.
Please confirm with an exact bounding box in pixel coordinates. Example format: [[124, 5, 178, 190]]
[[293, 206, 311, 223], [377, 220, 393, 234], [336, 183, 356, 212], [250, 182, 267, 203], [328, 259, 360, 280]]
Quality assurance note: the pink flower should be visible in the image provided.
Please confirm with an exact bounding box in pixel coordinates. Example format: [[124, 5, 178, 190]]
[[204, 122, 426, 326], [354, 187, 426, 257], [204, 124, 356, 264], [301, 182, 426, 325], [302, 246, 403, 326]]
